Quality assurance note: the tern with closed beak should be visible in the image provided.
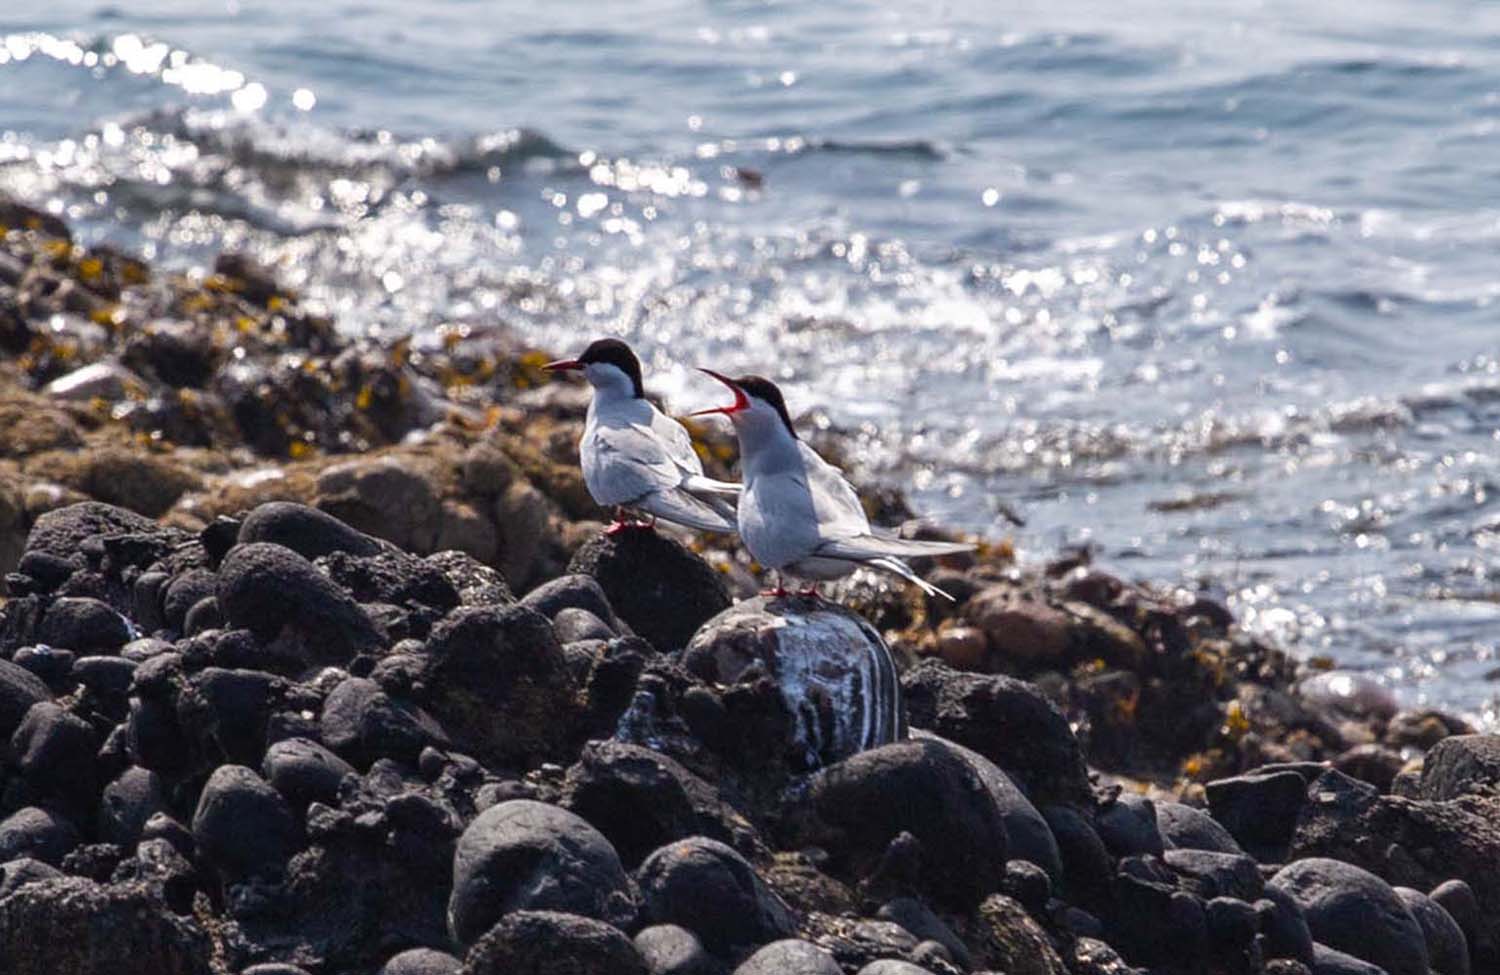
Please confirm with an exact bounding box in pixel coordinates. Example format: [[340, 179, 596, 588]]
[[545, 338, 740, 535], [693, 370, 972, 598]]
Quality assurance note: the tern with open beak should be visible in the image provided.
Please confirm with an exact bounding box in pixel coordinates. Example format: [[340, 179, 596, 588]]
[[693, 370, 972, 598], [544, 338, 740, 535]]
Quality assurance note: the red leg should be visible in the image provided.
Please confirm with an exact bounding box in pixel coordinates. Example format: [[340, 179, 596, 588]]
[[604, 506, 632, 535], [760, 571, 789, 598], [797, 584, 821, 600]]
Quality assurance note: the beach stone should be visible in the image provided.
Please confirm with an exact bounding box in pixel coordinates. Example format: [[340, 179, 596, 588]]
[[23, 501, 157, 561], [217, 542, 383, 663], [425, 549, 514, 606], [1420, 734, 1500, 800], [238, 500, 382, 560], [636, 837, 795, 955], [72, 655, 137, 715], [965, 586, 1072, 665], [733, 940, 841, 975], [1310, 943, 1389, 975], [1165, 848, 1264, 900], [1206, 895, 1261, 951], [99, 766, 166, 847], [1269, 858, 1428, 975], [522, 573, 625, 631], [1096, 794, 1164, 857], [492, 481, 552, 586], [901, 659, 1089, 805], [191, 765, 301, 879], [632, 924, 717, 975], [1257, 884, 1316, 964], [316, 457, 443, 554], [973, 893, 1069, 975], [1206, 769, 1309, 860], [419, 604, 574, 768], [554, 607, 615, 642], [1394, 886, 1469, 975], [0, 876, 211, 975], [685, 595, 905, 768], [877, 897, 973, 969], [1040, 803, 1113, 911], [448, 799, 635, 948], [13, 644, 76, 691], [1334, 743, 1405, 792], [378, 947, 462, 975], [317, 548, 461, 614], [11, 701, 98, 811], [1156, 800, 1244, 854], [809, 737, 1009, 908], [36, 596, 130, 652], [242, 966, 310, 975], [175, 666, 280, 767], [0, 806, 80, 865], [0, 857, 62, 897], [857, 961, 937, 975], [570, 529, 729, 651], [0, 657, 50, 740], [1299, 671, 1398, 721], [463, 910, 646, 975], [262, 737, 356, 810], [1429, 879, 1479, 948], [561, 739, 756, 867], [162, 570, 217, 631], [321, 676, 450, 769]]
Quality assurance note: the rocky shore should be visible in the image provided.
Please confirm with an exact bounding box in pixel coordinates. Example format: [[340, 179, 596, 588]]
[[0, 194, 1491, 975]]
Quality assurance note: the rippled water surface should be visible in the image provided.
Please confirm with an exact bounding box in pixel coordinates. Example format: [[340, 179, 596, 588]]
[[5, 0, 1500, 721]]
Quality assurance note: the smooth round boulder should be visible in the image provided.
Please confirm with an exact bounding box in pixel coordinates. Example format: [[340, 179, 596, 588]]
[[0, 807, 80, 865], [238, 501, 382, 561], [733, 940, 841, 975], [448, 799, 634, 948], [522, 574, 625, 632], [0, 659, 50, 742], [554, 607, 616, 643], [216, 542, 383, 663], [632, 924, 717, 975], [320, 676, 449, 769], [10, 701, 97, 811], [0, 858, 62, 898], [36, 597, 131, 653], [636, 837, 796, 955], [463, 910, 645, 975], [378, 947, 461, 975], [191, 765, 301, 879], [1311, 942, 1390, 975], [684, 595, 906, 769], [262, 738, 356, 810], [1096, 794, 1165, 858], [857, 963, 937, 975], [569, 530, 730, 652], [1269, 858, 1429, 975], [1155, 800, 1244, 854], [99, 766, 166, 847], [1394, 887, 1469, 975]]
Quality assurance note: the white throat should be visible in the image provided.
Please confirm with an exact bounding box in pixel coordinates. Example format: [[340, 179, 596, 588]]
[[584, 361, 638, 406]]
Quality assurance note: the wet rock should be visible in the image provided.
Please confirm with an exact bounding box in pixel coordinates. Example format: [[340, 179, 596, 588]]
[[1394, 887, 1469, 975], [684, 595, 905, 769], [1205, 895, 1260, 952], [1155, 800, 1244, 854], [1269, 858, 1428, 975], [378, 948, 462, 975], [636, 836, 796, 955], [0, 876, 211, 975], [1096, 794, 1164, 857], [633, 924, 718, 975], [448, 799, 635, 948], [1419, 734, 1500, 800], [809, 737, 1009, 908], [0, 806, 80, 865], [217, 542, 384, 664], [321, 676, 450, 769], [0, 657, 51, 740], [11, 701, 98, 812], [36, 596, 131, 652], [262, 737, 356, 810], [463, 910, 646, 975], [418, 603, 573, 768], [99, 766, 166, 847], [562, 739, 758, 867], [191, 764, 301, 880], [238, 500, 383, 560], [570, 529, 730, 651], [1298, 671, 1398, 722], [901, 659, 1090, 805], [973, 893, 1069, 975], [316, 457, 443, 554], [241, 967, 310, 975], [1206, 768, 1309, 861], [733, 940, 841, 975]]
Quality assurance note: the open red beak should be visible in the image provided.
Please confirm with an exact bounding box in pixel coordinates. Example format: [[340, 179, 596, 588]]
[[691, 368, 750, 417], [543, 358, 582, 372]]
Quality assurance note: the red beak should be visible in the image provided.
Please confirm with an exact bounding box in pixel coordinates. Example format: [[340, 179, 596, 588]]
[[543, 358, 582, 372], [691, 368, 750, 417]]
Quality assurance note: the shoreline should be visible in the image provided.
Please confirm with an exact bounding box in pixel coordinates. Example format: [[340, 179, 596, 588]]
[[0, 194, 1493, 974]]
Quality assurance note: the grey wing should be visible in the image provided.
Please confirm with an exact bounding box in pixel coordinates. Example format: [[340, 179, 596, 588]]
[[798, 441, 876, 542]]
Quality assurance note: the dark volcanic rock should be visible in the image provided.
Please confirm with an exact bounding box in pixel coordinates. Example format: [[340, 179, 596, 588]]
[[1040, 803, 1113, 912], [1164, 848, 1263, 900], [425, 549, 514, 606], [1429, 879, 1479, 950], [1206, 768, 1309, 861], [900, 659, 1090, 805], [420, 604, 575, 769], [0, 876, 211, 975], [11, 701, 98, 812], [0, 806, 80, 865], [1155, 800, 1244, 854], [1096, 794, 1164, 858], [554, 607, 616, 642], [99, 766, 166, 847], [175, 666, 281, 767], [684, 595, 906, 769], [808, 737, 1010, 908], [36, 596, 130, 652], [636, 836, 796, 955], [1420, 734, 1500, 800], [1394, 886, 1470, 975], [321, 676, 450, 769], [633, 924, 718, 975], [0, 857, 63, 897], [448, 799, 635, 948], [238, 500, 383, 560], [732, 940, 842, 975], [262, 737, 356, 810], [191, 764, 301, 880], [973, 893, 1070, 975], [1310, 943, 1389, 975], [1269, 858, 1428, 975], [569, 529, 730, 651], [1256, 884, 1316, 964], [463, 910, 646, 975], [24, 501, 156, 562], [0, 658, 51, 740], [379, 947, 462, 975], [216, 542, 384, 663], [522, 573, 626, 632]]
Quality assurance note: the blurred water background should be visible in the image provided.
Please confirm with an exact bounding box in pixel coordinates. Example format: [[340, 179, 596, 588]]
[[4, 0, 1500, 721]]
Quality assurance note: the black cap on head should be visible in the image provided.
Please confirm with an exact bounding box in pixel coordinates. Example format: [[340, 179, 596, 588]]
[[734, 375, 798, 438], [578, 338, 644, 398]]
